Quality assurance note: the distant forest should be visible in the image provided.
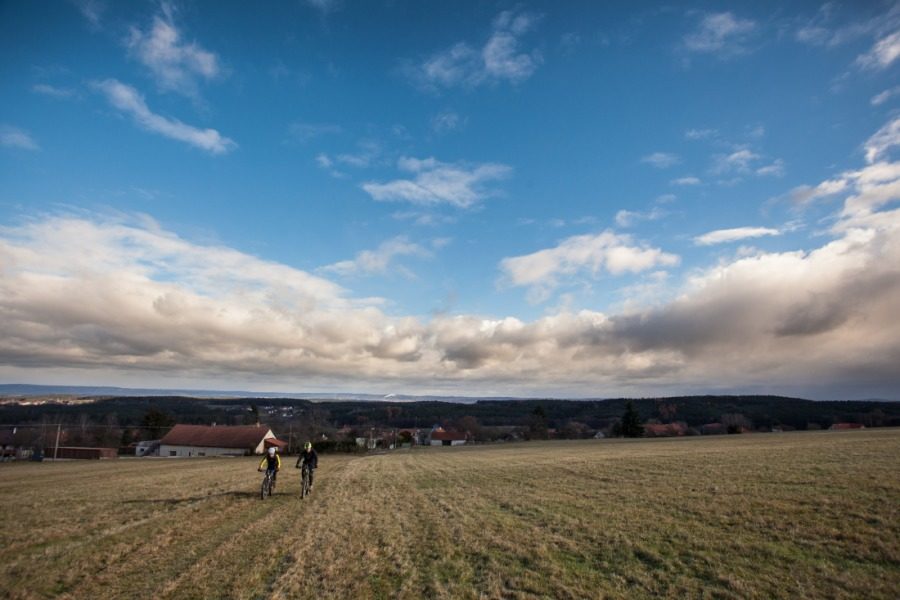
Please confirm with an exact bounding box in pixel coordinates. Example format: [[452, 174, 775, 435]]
[[2, 395, 898, 443]]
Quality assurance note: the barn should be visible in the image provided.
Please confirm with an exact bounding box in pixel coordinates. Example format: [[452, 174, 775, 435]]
[[159, 424, 285, 457], [429, 430, 467, 446]]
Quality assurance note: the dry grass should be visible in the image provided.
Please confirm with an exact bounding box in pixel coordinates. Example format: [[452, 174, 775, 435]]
[[1, 430, 898, 599]]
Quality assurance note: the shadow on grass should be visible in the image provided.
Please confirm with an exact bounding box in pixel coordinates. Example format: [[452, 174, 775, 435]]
[[122, 489, 291, 505]]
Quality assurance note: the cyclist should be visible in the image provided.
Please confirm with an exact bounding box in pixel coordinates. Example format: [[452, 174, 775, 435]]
[[295, 441, 318, 490], [258, 446, 281, 492]]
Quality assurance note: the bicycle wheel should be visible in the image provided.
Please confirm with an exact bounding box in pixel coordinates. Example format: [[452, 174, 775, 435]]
[[260, 473, 270, 499], [301, 467, 310, 499]]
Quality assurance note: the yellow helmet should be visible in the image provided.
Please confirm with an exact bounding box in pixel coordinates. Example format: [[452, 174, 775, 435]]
[[304, 441, 312, 450]]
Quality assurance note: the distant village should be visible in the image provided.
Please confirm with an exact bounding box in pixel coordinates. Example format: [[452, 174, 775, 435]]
[[0, 393, 884, 462]]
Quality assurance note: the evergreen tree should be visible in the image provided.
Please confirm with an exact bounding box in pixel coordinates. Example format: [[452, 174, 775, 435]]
[[621, 401, 644, 438]]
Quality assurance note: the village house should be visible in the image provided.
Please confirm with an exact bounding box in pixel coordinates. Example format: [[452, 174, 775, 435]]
[[643, 422, 687, 438], [429, 428, 467, 446], [159, 424, 286, 457], [829, 423, 865, 430]]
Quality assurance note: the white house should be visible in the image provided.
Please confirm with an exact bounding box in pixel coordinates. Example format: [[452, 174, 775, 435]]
[[429, 430, 467, 446], [159, 424, 284, 457]]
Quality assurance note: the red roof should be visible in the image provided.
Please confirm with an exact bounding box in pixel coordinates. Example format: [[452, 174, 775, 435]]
[[431, 430, 467, 441], [160, 424, 276, 449], [644, 423, 686, 437], [830, 423, 865, 430]]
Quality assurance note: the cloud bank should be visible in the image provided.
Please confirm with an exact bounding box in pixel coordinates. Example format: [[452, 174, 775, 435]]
[[2, 116, 900, 397]]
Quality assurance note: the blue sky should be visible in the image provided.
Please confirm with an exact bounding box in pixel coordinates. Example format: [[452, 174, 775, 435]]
[[2, 1, 900, 398]]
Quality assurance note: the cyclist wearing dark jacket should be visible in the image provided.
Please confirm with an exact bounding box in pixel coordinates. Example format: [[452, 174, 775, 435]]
[[295, 442, 318, 489]]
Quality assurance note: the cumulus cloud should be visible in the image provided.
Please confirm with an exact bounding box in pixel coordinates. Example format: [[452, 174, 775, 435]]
[[2, 122, 899, 396], [641, 152, 680, 169], [2, 180, 900, 397], [409, 8, 541, 90], [683, 12, 756, 56], [694, 226, 781, 246], [362, 156, 511, 208], [499, 231, 680, 302], [0, 126, 40, 151], [126, 2, 221, 97], [320, 236, 432, 278], [94, 79, 236, 154]]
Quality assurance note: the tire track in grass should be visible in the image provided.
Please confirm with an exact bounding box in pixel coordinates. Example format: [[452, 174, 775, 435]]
[[158, 457, 357, 600], [58, 493, 266, 599], [268, 455, 384, 599]]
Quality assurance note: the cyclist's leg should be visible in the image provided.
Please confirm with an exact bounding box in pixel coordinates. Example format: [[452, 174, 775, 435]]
[[308, 467, 314, 488]]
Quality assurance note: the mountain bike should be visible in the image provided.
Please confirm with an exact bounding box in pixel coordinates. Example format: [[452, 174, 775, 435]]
[[300, 464, 312, 499], [260, 469, 276, 499]]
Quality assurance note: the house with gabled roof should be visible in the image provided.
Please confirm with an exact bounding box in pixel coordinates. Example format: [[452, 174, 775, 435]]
[[429, 429, 467, 446], [159, 424, 285, 457]]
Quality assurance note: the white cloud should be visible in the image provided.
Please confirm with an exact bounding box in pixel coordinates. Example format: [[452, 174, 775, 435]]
[[94, 79, 236, 154], [857, 30, 900, 70], [410, 9, 541, 90], [864, 115, 900, 163], [2, 194, 900, 397], [756, 159, 786, 177], [362, 156, 511, 208], [789, 178, 850, 206], [335, 140, 381, 168], [126, 2, 221, 97], [0, 126, 40, 151], [872, 86, 900, 106], [72, 0, 105, 29], [288, 122, 341, 143], [321, 236, 432, 278], [499, 231, 680, 302], [431, 111, 466, 134], [615, 207, 666, 228], [712, 149, 761, 174], [5, 122, 900, 397], [641, 152, 680, 169], [392, 211, 457, 227], [683, 12, 756, 55], [671, 176, 701, 186], [792, 3, 899, 50], [32, 83, 76, 98], [305, 0, 341, 13], [694, 226, 781, 246], [685, 128, 717, 140]]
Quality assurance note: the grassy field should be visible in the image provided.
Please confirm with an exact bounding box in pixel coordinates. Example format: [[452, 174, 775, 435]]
[[1, 430, 898, 599]]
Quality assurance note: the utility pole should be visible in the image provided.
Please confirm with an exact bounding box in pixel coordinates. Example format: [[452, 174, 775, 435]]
[[54, 423, 61, 460]]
